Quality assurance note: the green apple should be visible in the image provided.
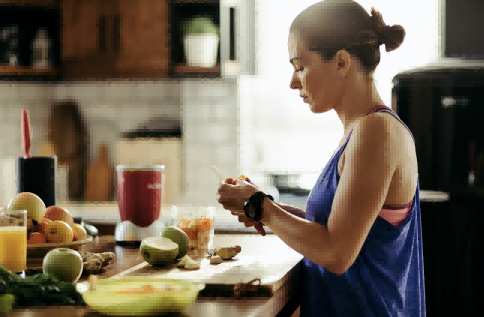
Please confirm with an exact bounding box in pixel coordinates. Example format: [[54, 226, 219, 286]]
[[7, 192, 46, 231], [160, 226, 190, 260], [42, 248, 83, 283]]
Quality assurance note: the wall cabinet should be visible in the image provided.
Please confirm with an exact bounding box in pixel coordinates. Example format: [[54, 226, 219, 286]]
[[1, 0, 248, 80], [115, 0, 170, 79], [61, 0, 170, 80], [61, 0, 119, 80]]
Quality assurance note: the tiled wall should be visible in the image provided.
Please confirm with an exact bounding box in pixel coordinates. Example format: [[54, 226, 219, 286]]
[[0, 78, 240, 207], [180, 79, 241, 206]]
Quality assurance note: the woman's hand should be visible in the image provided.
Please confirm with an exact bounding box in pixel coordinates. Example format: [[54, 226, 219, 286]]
[[216, 177, 267, 236]]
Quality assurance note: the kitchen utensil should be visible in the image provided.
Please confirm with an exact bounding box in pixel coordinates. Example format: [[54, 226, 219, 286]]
[[76, 277, 205, 316], [48, 100, 89, 201], [115, 165, 165, 243], [114, 220, 165, 243], [171, 205, 215, 257], [16, 156, 56, 208], [0, 210, 27, 273], [72, 217, 99, 238], [204, 160, 266, 235], [85, 143, 114, 202], [117, 138, 181, 206], [21, 109, 32, 159], [204, 159, 225, 183]]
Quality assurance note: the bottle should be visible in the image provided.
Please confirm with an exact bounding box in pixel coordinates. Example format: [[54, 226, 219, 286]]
[[32, 28, 50, 68]]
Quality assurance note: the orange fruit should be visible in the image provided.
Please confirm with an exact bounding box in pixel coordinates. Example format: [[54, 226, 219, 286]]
[[28, 232, 46, 244], [232, 175, 246, 185], [44, 220, 74, 243]]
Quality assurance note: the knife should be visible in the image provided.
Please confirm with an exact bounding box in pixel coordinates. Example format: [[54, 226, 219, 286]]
[[204, 160, 266, 236], [21, 108, 32, 159]]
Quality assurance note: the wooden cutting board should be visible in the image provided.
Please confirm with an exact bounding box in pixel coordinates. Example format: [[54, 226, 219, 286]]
[[108, 235, 304, 298], [85, 143, 114, 202]]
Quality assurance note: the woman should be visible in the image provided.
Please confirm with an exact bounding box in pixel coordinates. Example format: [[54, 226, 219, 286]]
[[216, 1, 425, 316]]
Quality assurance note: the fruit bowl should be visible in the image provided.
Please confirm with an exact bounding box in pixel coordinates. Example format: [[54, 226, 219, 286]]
[[27, 235, 93, 269]]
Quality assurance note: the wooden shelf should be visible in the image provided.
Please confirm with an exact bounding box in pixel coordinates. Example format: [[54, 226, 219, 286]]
[[174, 63, 220, 77], [0, 0, 59, 8], [0, 65, 58, 76]]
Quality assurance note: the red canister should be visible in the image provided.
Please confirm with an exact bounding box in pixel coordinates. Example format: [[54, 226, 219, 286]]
[[116, 165, 165, 227]]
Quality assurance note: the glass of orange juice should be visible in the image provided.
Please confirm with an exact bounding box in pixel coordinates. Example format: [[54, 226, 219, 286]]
[[0, 210, 27, 273]]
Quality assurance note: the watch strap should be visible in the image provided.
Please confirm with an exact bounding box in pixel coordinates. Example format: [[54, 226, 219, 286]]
[[244, 191, 274, 222]]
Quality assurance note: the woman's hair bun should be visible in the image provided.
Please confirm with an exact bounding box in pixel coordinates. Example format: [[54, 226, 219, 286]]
[[371, 6, 405, 52]]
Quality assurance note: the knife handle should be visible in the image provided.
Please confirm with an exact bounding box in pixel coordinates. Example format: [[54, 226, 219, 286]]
[[21, 109, 31, 158]]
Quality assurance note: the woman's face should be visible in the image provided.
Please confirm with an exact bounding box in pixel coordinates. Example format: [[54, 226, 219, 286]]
[[288, 32, 346, 114]]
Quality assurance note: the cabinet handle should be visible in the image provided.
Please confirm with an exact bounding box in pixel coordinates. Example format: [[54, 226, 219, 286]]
[[112, 14, 121, 53], [229, 7, 236, 61], [98, 15, 107, 54]]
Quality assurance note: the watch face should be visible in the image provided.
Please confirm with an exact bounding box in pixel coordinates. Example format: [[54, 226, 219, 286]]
[[244, 201, 256, 219]]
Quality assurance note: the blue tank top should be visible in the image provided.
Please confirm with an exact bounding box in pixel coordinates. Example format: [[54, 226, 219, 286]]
[[300, 106, 426, 317]]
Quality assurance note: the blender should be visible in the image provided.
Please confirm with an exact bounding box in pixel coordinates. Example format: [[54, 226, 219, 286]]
[[114, 165, 166, 244]]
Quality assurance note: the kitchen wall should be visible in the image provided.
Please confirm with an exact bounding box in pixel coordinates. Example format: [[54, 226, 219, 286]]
[[0, 79, 241, 207]]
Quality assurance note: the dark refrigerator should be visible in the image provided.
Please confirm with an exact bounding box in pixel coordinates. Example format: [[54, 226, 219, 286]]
[[392, 61, 484, 317]]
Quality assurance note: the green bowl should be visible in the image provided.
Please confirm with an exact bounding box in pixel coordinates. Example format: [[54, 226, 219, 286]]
[[76, 277, 205, 316]]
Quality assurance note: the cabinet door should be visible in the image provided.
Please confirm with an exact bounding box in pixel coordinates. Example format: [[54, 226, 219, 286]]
[[116, 0, 170, 78], [62, 0, 103, 60]]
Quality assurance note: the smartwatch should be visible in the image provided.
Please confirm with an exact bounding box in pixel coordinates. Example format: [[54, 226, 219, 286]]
[[243, 191, 274, 222]]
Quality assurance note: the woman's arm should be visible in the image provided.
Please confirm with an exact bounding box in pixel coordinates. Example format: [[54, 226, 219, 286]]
[[261, 116, 398, 275], [261, 198, 337, 272], [275, 202, 306, 219]]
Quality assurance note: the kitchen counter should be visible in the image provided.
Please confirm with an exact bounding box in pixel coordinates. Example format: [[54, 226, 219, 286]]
[[13, 234, 303, 317], [57, 189, 448, 228]]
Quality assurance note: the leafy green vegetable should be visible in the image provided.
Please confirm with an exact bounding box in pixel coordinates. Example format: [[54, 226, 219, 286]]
[[0, 268, 85, 308], [182, 16, 219, 36], [0, 294, 14, 315]]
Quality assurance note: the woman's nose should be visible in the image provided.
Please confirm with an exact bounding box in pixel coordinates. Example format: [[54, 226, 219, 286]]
[[290, 75, 301, 90]]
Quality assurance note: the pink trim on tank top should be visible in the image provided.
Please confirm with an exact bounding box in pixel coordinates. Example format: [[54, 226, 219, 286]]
[[350, 105, 413, 226]]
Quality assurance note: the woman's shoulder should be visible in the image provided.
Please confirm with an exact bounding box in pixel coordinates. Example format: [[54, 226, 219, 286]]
[[349, 110, 413, 163]]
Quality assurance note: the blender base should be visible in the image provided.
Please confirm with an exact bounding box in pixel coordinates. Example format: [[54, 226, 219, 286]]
[[114, 220, 165, 243]]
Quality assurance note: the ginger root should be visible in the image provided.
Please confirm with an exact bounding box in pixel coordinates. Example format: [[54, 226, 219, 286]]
[[81, 251, 116, 274], [215, 246, 241, 260]]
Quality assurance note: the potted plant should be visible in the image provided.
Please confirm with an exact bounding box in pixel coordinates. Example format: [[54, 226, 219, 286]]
[[181, 16, 220, 68]]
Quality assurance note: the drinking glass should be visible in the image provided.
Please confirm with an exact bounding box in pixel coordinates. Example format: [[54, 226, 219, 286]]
[[0, 210, 27, 273], [171, 205, 215, 257]]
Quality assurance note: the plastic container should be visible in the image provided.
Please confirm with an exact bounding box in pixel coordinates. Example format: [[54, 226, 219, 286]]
[[171, 205, 215, 256]]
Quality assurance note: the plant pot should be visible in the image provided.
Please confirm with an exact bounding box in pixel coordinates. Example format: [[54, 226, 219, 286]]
[[183, 34, 219, 68]]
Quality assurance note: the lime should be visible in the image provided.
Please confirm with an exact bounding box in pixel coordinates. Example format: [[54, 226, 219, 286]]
[[160, 226, 190, 260], [140, 237, 178, 266]]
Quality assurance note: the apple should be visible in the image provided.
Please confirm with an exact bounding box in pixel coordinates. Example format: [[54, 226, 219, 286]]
[[42, 248, 83, 283], [44, 206, 73, 225], [44, 221, 74, 243], [7, 192, 46, 231]]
